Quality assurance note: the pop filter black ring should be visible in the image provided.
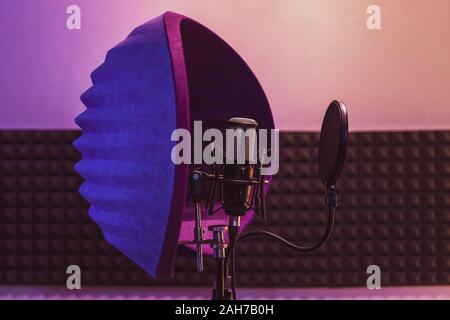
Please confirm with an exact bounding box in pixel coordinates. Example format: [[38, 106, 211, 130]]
[[319, 100, 349, 188]]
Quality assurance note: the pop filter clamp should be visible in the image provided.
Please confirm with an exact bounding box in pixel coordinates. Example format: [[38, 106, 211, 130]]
[[179, 100, 349, 300]]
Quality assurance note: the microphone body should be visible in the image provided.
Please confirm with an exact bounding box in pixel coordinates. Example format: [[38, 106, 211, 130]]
[[222, 118, 259, 217]]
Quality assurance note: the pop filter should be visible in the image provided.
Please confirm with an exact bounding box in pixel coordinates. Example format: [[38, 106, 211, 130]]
[[319, 101, 349, 188]]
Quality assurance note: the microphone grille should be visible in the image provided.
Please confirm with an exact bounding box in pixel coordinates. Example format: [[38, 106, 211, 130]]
[[227, 117, 258, 162], [228, 117, 258, 128]]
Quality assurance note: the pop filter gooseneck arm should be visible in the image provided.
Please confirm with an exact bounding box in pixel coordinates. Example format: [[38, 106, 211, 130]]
[[228, 202, 336, 299]]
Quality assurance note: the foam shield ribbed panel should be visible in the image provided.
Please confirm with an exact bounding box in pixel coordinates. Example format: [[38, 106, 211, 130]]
[[74, 15, 180, 280]]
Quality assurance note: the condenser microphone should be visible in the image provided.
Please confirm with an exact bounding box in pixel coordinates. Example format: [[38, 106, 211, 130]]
[[221, 117, 259, 247], [222, 117, 259, 217]]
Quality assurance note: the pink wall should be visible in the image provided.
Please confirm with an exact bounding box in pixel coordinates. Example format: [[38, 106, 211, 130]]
[[1, 0, 449, 130]]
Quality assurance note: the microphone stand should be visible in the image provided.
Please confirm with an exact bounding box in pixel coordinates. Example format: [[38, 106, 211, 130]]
[[209, 225, 231, 300], [180, 170, 338, 301], [178, 208, 232, 300], [178, 171, 232, 300], [178, 108, 347, 300]]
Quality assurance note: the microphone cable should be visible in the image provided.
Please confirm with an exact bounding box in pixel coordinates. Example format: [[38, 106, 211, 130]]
[[228, 205, 336, 300]]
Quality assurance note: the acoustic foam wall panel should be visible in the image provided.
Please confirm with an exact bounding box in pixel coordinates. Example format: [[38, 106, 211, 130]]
[[74, 12, 274, 280], [1, 130, 449, 287]]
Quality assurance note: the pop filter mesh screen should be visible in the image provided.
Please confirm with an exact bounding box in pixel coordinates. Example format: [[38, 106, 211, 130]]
[[319, 102, 347, 186]]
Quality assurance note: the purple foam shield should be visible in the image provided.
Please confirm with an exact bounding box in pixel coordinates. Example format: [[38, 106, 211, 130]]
[[74, 12, 274, 280]]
